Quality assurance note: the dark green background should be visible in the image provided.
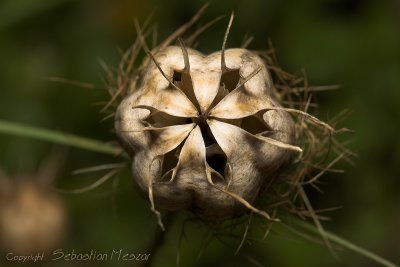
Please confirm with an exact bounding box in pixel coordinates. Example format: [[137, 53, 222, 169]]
[[0, 0, 399, 266]]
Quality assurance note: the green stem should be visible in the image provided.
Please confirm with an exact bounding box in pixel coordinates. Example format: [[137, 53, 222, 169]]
[[0, 119, 397, 267], [0, 119, 120, 156], [292, 218, 398, 267]]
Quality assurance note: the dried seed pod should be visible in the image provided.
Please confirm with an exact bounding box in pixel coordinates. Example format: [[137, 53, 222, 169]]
[[0, 154, 68, 255], [110, 10, 352, 233], [115, 37, 304, 225], [0, 179, 67, 255]]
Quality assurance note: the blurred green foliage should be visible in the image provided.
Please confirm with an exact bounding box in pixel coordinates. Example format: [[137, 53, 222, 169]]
[[0, 0, 399, 266]]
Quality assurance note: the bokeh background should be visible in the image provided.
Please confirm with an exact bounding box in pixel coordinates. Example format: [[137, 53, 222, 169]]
[[0, 0, 399, 266]]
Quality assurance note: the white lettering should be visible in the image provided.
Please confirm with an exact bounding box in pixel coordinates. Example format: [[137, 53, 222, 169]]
[[52, 249, 64, 261]]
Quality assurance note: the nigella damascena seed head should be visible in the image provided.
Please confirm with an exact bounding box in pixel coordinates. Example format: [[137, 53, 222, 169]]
[[115, 19, 304, 228]]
